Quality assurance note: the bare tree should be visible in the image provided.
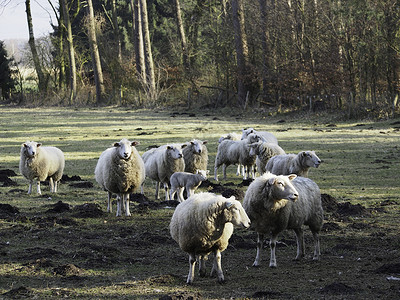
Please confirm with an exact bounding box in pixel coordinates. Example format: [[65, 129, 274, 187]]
[[131, 0, 145, 83], [174, 0, 189, 73]]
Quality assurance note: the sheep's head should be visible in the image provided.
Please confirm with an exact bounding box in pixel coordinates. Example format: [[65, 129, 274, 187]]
[[114, 138, 139, 160], [248, 142, 260, 156], [301, 151, 322, 168], [264, 173, 298, 203], [22, 141, 41, 158], [166, 144, 186, 159], [190, 140, 207, 154], [196, 169, 209, 180], [224, 198, 251, 228], [241, 128, 255, 140]]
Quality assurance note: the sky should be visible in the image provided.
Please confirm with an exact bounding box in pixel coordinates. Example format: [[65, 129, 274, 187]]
[[0, 0, 57, 40]]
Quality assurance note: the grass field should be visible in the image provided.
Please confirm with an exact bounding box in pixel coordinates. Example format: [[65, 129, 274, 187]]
[[0, 106, 399, 299]]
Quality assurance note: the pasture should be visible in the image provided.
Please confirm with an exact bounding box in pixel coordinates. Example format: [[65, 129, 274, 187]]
[[0, 106, 399, 299]]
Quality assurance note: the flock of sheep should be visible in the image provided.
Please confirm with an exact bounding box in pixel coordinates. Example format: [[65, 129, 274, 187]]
[[18, 127, 323, 284]]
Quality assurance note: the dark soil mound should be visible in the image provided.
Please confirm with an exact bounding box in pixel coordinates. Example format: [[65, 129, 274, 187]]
[[0, 169, 17, 177], [221, 188, 244, 201], [2, 286, 35, 298], [238, 178, 253, 187], [319, 282, 357, 294], [0, 174, 17, 187], [131, 193, 150, 203], [321, 193, 338, 212], [337, 202, 370, 217], [322, 222, 341, 232], [0, 203, 19, 216], [375, 263, 400, 274], [68, 181, 94, 188], [53, 264, 82, 276], [46, 201, 71, 213], [61, 174, 83, 182], [160, 291, 202, 300], [72, 203, 104, 218]]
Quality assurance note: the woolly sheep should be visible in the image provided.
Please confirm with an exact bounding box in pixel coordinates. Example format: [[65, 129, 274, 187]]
[[94, 138, 145, 217], [265, 151, 322, 177], [248, 142, 286, 176], [142, 144, 187, 200], [170, 170, 209, 202], [182, 139, 208, 174], [241, 128, 278, 145], [19, 141, 65, 195], [218, 132, 243, 176], [214, 134, 261, 181], [243, 173, 323, 268], [170, 192, 251, 283]]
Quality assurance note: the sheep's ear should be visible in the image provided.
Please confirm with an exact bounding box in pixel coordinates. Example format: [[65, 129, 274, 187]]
[[267, 177, 276, 186], [113, 142, 120, 147], [190, 141, 195, 145], [301, 151, 307, 156], [181, 144, 187, 149], [288, 174, 297, 181], [225, 201, 233, 209], [131, 141, 139, 147], [23, 143, 27, 147], [167, 146, 173, 150], [37, 143, 42, 147], [203, 140, 208, 145]]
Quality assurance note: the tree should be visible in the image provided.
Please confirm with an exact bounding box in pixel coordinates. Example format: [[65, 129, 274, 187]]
[[25, 0, 48, 93], [86, 0, 105, 104], [131, 0, 145, 83], [173, 0, 189, 74], [0, 40, 16, 100]]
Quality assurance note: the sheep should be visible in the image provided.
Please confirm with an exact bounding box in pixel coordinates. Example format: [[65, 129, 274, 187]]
[[19, 141, 65, 195], [170, 192, 251, 284], [248, 142, 286, 176], [241, 128, 278, 145], [214, 134, 261, 181], [265, 151, 322, 177], [169, 170, 209, 202], [94, 138, 145, 217], [142, 144, 187, 201], [243, 172, 323, 268], [218, 132, 243, 176], [182, 139, 208, 174]]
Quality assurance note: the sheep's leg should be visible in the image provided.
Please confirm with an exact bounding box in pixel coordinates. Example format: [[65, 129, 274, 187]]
[[222, 164, 227, 180], [155, 182, 160, 200], [214, 165, 219, 181], [312, 230, 321, 261], [169, 187, 176, 201], [140, 183, 144, 194], [107, 191, 113, 213], [242, 165, 246, 177], [124, 193, 131, 216], [54, 180, 58, 193], [269, 233, 278, 268], [293, 228, 305, 260], [116, 195, 122, 217], [187, 254, 196, 284], [199, 255, 206, 277], [164, 183, 170, 201], [178, 188, 185, 202], [251, 166, 256, 179], [28, 181, 33, 194], [49, 178, 54, 192], [236, 164, 241, 176], [36, 181, 42, 195], [253, 233, 264, 267], [210, 250, 224, 283]]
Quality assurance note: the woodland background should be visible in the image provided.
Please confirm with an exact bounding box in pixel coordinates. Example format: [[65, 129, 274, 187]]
[[0, 0, 399, 118]]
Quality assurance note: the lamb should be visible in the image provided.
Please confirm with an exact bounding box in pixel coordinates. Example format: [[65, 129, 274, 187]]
[[214, 134, 261, 181], [19, 141, 65, 195], [170, 192, 251, 284], [170, 170, 209, 202], [142, 144, 187, 200], [243, 172, 323, 268], [248, 142, 286, 176], [94, 138, 145, 217], [265, 151, 322, 177], [182, 139, 208, 174], [241, 128, 278, 145]]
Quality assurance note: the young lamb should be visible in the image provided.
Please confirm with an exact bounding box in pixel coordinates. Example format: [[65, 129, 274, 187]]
[[169, 170, 209, 202], [182, 139, 208, 174], [94, 138, 145, 217], [243, 172, 323, 268], [214, 134, 261, 181], [19, 141, 65, 195], [170, 192, 251, 284], [248, 142, 286, 176], [142, 144, 187, 200], [265, 151, 322, 177], [241, 128, 278, 145]]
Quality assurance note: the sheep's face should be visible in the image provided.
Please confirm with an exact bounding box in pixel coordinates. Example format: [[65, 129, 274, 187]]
[[166, 145, 185, 159], [23, 141, 41, 158], [248, 143, 260, 156], [302, 151, 322, 168], [114, 139, 139, 160], [266, 174, 299, 202], [196, 169, 209, 180], [246, 133, 261, 144], [241, 128, 255, 140], [225, 198, 251, 228]]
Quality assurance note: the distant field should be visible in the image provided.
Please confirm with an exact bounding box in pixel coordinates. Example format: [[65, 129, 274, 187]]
[[0, 106, 399, 299]]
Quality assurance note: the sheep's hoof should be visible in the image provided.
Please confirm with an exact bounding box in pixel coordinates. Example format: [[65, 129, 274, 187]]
[[269, 264, 277, 268], [252, 262, 261, 268], [217, 278, 225, 284]]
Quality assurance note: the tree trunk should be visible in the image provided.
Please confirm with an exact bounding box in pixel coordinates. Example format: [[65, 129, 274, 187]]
[[86, 0, 105, 105], [231, 0, 249, 106], [139, 0, 156, 98], [131, 0, 146, 83], [60, 0, 76, 104], [258, 0, 270, 102], [25, 0, 47, 93], [111, 0, 122, 103], [174, 0, 189, 74]]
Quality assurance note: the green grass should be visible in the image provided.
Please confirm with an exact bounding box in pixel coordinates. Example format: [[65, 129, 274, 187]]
[[0, 106, 399, 299]]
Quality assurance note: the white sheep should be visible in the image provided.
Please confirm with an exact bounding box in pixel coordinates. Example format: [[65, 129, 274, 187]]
[[142, 144, 186, 200], [19, 141, 65, 195], [214, 134, 261, 181], [248, 142, 286, 176], [170, 192, 251, 284], [182, 139, 208, 174], [169, 170, 209, 202], [243, 172, 323, 268], [265, 151, 322, 177], [94, 138, 145, 217], [241, 128, 278, 145], [218, 132, 243, 176]]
